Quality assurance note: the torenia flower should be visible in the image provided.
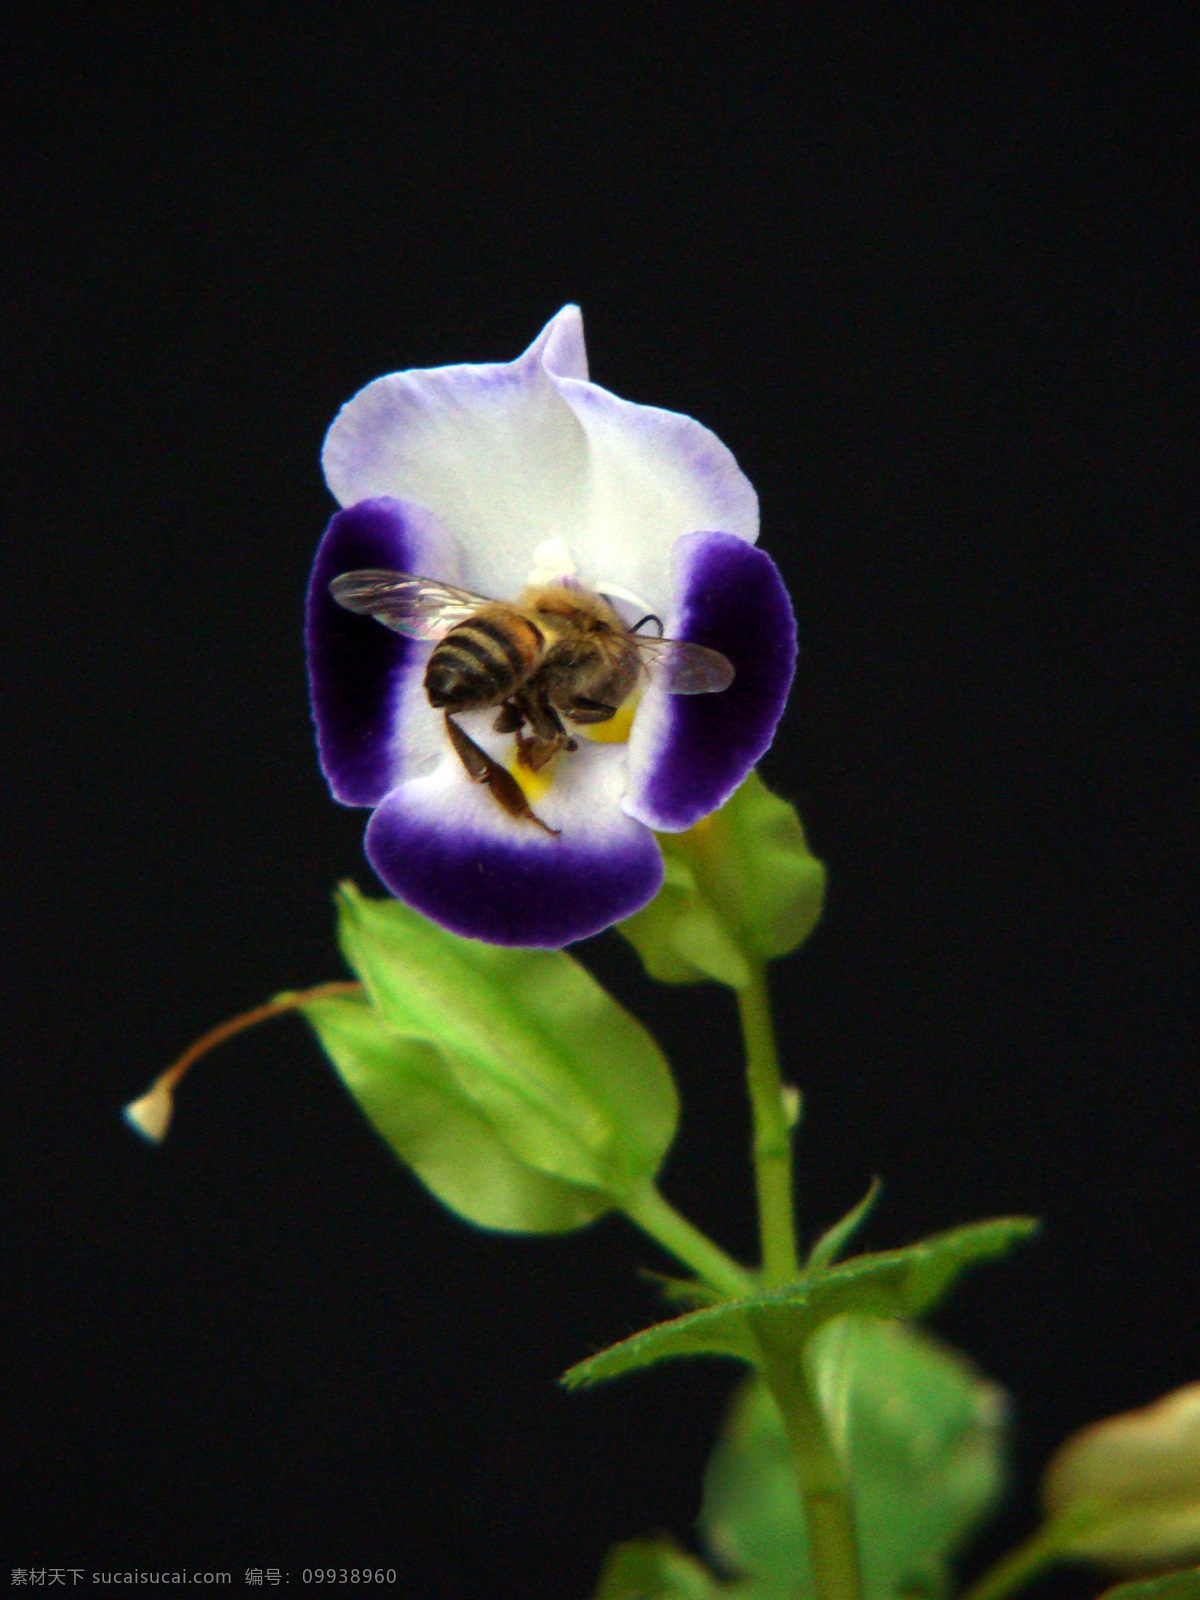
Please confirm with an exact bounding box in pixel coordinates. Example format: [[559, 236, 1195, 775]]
[[307, 307, 795, 947]]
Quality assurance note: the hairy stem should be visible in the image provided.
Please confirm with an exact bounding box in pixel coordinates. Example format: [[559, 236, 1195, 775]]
[[740, 966, 860, 1600], [738, 962, 800, 1285], [757, 1329, 862, 1600]]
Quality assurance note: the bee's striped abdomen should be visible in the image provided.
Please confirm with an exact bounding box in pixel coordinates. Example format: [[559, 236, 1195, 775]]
[[424, 607, 544, 710]]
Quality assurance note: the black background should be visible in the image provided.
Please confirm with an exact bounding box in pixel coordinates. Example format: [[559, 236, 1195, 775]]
[[3, 5, 1195, 1596]]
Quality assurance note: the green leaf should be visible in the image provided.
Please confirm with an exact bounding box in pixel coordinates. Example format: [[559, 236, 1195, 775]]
[[1042, 1382, 1200, 1567], [700, 1317, 1009, 1600], [592, 1537, 752, 1600], [563, 1293, 760, 1387], [335, 884, 678, 1200], [806, 1179, 883, 1274], [1098, 1574, 1200, 1600], [563, 1217, 1037, 1389], [618, 772, 825, 988], [303, 992, 610, 1233]]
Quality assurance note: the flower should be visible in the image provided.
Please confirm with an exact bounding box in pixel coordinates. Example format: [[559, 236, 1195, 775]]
[[307, 306, 795, 948]]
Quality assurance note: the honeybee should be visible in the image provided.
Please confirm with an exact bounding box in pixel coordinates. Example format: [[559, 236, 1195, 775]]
[[329, 569, 734, 834]]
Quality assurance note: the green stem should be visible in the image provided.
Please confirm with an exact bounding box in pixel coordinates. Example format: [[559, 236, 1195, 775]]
[[957, 1529, 1063, 1600], [737, 962, 800, 1285], [739, 965, 859, 1600], [622, 1183, 755, 1300], [757, 1330, 862, 1600]]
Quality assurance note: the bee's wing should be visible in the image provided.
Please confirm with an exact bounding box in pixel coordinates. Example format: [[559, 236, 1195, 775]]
[[634, 635, 735, 694], [329, 569, 487, 641]]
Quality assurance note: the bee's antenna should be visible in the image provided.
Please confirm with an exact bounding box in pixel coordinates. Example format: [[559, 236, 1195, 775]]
[[631, 613, 664, 637]]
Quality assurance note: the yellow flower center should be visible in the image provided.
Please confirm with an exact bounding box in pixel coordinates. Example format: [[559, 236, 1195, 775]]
[[505, 693, 641, 803], [506, 751, 560, 804]]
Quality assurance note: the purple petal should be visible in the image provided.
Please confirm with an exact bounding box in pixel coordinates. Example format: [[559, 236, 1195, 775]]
[[307, 497, 461, 806], [364, 771, 663, 948], [623, 532, 797, 832]]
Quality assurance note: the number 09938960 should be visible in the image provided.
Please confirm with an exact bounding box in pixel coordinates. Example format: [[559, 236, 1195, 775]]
[[300, 1570, 398, 1585]]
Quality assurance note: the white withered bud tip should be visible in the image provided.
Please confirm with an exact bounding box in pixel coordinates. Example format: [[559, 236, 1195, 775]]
[[123, 1081, 175, 1143]]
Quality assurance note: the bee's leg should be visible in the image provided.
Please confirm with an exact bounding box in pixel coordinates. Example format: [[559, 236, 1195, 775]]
[[563, 695, 617, 726], [515, 731, 552, 771], [517, 694, 576, 771], [496, 690, 566, 770], [443, 714, 559, 837], [492, 699, 525, 735]]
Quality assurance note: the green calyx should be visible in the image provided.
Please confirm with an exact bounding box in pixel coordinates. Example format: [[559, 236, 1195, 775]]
[[618, 771, 826, 990]]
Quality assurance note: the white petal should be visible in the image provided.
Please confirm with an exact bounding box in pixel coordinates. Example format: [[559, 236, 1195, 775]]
[[322, 306, 758, 617], [323, 308, 590, 601], [536, 302, 589, 380], [551, 378, 759, 619]]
